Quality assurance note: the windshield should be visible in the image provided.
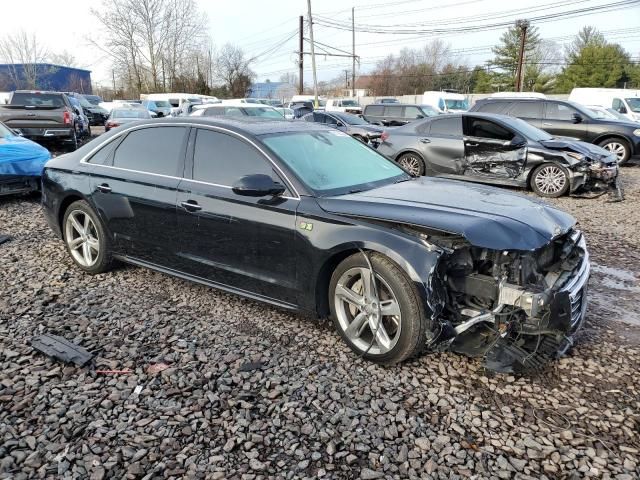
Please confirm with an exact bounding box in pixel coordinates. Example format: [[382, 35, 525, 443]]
[[243, 107, 284, 118], [510, 117, 553, 142], [341, 100, 358, 107], [83, 95, 102, 105], [75, 95, 93, 108], [0, 122, 16, 138], [153, 100, 170, 108], [262, 131, 409, 196], [587, 107, 617, 120], [625, 98, 640, 113], [111, 109, 149, 119], [444, 99, 469, 110]]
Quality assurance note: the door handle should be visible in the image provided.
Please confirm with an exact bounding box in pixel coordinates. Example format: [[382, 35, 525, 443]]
[[542, 122, 553, 126], [181, 200, 202, 212], [96, 184, 112, 193], [419, 138, 431, 144], [466, 142, 479, 147]]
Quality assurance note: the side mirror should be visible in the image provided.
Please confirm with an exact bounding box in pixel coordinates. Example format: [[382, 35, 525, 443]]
[[618, 105, 627, 114], [572, 113, 583, 124], [510, 135, 526, 147], [73, 107, 80, 115], [335, 121, 344, 127], [232, 174, 285, 197]]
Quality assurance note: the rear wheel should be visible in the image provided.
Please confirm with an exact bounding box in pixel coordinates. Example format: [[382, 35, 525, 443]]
[[66, 128, 78, 152], [531, 163, 570, 197], [63, 200, 113, 274], [397, 152, 425, 176], [598, 138, 630, 165], [329, 252, 428, 365]]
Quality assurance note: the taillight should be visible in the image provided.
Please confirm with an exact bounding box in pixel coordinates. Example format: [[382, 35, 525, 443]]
[[380, 131, 389, 142], [63, 110, 71, 125]]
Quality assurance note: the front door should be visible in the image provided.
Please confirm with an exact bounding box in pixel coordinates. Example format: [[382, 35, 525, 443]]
[[462, 116, 526, 179], [417, 116, 465, 176], [542, 102, 589, 140], [176, 127, 299, 304], [89, 125, 189, 265]]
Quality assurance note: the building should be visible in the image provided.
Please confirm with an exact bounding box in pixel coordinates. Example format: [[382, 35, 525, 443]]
[[246, 81, 296, 101], [0, 64, 92, 93]]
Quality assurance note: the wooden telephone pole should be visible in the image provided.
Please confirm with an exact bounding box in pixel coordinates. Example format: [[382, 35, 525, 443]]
[[514, 19, 530, 92]]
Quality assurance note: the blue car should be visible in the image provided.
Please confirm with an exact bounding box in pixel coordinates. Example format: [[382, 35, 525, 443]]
[[0, 121, 51, 196]]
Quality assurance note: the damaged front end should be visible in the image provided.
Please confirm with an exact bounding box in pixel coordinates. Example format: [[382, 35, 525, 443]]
[[426, 229, 589, 373]]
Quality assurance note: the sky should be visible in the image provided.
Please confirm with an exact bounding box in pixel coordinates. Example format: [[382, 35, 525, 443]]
[[2, 0, 640, 88]]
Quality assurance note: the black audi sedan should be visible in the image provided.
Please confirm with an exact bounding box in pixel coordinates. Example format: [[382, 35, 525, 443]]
[[41, 118, 590, 372], [376, 112, 620, 198], [301, 111, 384, 144]]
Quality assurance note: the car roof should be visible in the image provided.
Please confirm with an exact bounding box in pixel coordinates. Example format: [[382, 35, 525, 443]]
[[129, 116, 330, 135]]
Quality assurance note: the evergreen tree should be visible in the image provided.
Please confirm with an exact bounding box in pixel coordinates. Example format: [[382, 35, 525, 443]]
[[491, 24, 541, 87]]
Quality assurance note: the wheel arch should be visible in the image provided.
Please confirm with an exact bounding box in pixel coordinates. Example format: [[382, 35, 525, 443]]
[[592, 133, 633, 152], [57, 192, 90, 236]]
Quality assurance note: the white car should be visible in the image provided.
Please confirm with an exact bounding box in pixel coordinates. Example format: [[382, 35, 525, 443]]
[[422, 91, 469, 113], [325, 98, 362, 115], [190, 101, 285, 119]]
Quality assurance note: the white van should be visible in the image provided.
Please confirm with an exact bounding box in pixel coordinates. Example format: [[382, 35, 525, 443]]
[[569, 88, 640, 122], [325, 98, 362, 114], [421, 91, 469, 113]]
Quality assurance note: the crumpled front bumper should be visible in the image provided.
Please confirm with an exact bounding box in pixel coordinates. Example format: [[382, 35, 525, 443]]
[[570, 161, 622, 200]]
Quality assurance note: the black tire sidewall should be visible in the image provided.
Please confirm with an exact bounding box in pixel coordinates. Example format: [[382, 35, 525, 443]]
[[531, 163, 570, 198], [397, 152, 425, 176], [329, 252, 427, 364], [598, 138, 630, 165], [62, 200, 112, 274]]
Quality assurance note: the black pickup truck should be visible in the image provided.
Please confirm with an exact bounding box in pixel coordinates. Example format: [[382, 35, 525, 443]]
[[0, 91, 80, 150]]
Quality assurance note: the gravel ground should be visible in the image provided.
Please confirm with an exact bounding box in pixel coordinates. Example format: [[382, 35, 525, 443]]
[[1, 141, 639, 479]]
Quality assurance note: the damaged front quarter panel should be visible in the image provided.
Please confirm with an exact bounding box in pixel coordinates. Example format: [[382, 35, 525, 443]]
[[389, 222, 590, 373]]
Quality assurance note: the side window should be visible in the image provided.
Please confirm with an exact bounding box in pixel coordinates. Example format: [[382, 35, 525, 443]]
[[113, 127, 187, 176], [86, 138, 120, 165], [204, 107, 224, 116], [324, 115, 338, 125], [193, 129, 275, 186], [508, 101, 542, 118], [303, 113, 315, 122], [612, 98, 626, 113], [545, 102, 576, 121], [415, 121, 431, 135], [312, 112, 326, 122], [225, 107, 243, 117], [465, 118, 514, 140], [429, 117, 462, 136], [476, 101, 509, 114], [404, 106, 422, 119], [366, 105, 383, 116], [384, 106, 403, 117]]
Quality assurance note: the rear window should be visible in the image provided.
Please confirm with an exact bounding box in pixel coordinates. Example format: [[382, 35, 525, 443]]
[[508, 101, 543, 118], [11, 92, 65, 107], [365, 105, 384, 116]]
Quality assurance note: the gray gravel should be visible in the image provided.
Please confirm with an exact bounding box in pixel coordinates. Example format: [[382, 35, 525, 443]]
[[1, 154, 639, 479]]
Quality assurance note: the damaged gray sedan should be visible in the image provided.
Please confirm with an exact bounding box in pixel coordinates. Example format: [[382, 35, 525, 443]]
[[376, 112, 621, 199]]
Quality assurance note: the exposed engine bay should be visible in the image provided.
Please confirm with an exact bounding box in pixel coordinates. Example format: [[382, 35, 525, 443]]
[[428, 229, 589, 373]]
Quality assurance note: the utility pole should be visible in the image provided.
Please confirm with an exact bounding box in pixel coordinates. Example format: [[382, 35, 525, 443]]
[[307, 0, 319, 108], [344, 69, 349, 89], [514, 19, 530, 92], [352, 7, 356, 98], [112, 70, 116, 95], [298, 15, 304, 94]]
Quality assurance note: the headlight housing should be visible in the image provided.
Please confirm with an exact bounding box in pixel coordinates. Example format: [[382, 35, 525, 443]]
[[566, 151, 585, 161], [633, 129, 640, 137]]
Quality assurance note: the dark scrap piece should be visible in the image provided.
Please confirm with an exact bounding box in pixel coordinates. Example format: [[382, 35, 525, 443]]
[[0, 234, 10, 245], [30, 334, 93, 366]]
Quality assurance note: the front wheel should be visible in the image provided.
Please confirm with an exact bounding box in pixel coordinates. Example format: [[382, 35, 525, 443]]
[[598, 138, 630, 165], [329, 252, 428, 365], [397, 152, 425, 177], [531, 163, 570, 197], [63, 200, 113, 274]]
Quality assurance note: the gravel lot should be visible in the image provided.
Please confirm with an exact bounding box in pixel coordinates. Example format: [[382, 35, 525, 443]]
[[1, 135, 639, 478]]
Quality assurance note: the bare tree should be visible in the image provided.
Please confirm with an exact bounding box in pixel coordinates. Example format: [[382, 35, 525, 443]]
[[49, 50, 77, 67], [216, 44, 255, 97], [0, 30, 48, 88]]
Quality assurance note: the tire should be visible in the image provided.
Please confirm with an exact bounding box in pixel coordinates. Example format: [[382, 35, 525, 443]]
[[87, 125, 92, 138], [62, 200, 113, 274], [598, 138, 631, 165], [396, 152, 425, 177], [329, 252, 428, 365], [530, 163, 570, 198], [66, 128, 78, 152]]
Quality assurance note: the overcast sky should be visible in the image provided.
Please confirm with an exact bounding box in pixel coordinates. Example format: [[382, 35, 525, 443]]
[[3, 0, 640, 87]]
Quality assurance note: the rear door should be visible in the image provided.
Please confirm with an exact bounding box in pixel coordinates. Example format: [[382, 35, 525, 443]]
[[383, 105, 405, 126], [417, 116, 465, 175], [363, 104, 384, 124], [89, 125, 189, 265], [176, 127, 299, 304], [463, 116, 526, 179], [542, 101, 588, 140], [506, 101, 543, 128]]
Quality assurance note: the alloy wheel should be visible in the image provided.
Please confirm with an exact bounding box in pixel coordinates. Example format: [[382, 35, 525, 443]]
[[398, 155, 423, 176], [65, 210, 100, 267], [601, 142, 626, 163], [534, 165, 567, 195], [334, 267, 402, 355]]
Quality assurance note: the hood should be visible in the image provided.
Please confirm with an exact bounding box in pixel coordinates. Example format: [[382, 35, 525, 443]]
[[539, 138, 616, 164], [0, 135, 51, 176], [317, 177, 575, 251]]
